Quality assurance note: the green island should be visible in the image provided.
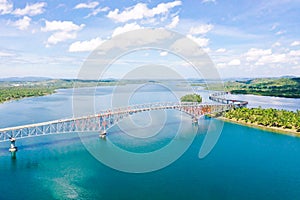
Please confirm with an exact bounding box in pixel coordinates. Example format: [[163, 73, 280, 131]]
[[180, 93, 202, 103], [0, 79, 118, 104], [225, 77, 300, 98], [193, 77, 300, 98], [221, 107, 300, 136]]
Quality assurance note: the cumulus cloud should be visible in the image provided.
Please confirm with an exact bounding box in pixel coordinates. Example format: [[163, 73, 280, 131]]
[[12, 16, 31, 30], [216, 48, 226, 53], [244, 48, 272, 61], [69, 37, 104, 52], [41, 20, 85, 45], [13, 2, 46, 16], [41, 20, 84, 32], [166, 15, 179, 29], [74, 1, 99, 9], [291, 41, 300, 47], [255, 54, 287, 65], [290, 50, 300, 57], [189, 24, 213, 35], [187, 34, 209, 47], [0, 0, 13, 15], [47, 32, 77, 45], [228, 59, 241, 66], [107, 0, 181, 23], [112, 22, 142, 37]]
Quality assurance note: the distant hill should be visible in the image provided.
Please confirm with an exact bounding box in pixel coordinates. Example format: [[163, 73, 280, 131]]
[[225, 77, 300, 98], [0, 77, 52, 82]]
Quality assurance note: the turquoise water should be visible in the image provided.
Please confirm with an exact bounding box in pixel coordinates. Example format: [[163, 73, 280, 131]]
[[1, 86, 300, 199]]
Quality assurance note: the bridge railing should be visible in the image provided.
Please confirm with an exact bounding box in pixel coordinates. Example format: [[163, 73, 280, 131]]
[[0, 100, 235, 143], [209, 92, 248, 107]]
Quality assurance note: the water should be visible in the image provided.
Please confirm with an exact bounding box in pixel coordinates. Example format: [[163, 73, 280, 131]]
[[1, 85, 300, 199], [227, 93, 300, 111]]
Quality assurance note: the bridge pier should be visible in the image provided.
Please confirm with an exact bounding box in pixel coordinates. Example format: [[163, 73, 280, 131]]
[[192, 117, 198, 125], [9, 137, 18, 158], [99, 129, 107, 139]]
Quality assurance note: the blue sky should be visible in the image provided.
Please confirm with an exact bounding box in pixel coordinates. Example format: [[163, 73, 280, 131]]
[[0, 0, 300, 78]]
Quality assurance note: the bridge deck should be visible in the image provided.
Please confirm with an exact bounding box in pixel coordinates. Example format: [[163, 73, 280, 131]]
[[0, 93, 248, 143]]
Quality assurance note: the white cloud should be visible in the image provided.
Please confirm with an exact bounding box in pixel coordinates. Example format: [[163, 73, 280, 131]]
[[13, 2, 46, 16], [291, 41, 300, 47], [189, 24, 213, 35], [271, 23, 279, 31], [187, 34, 209, 47], [0, 51, 14, 57], [74, 1, 99, 9], [272, 42, 281, 47], [228, 59, 241, 66], [255, 54, 287, 65], [275, 30, 286, 35], [216, 48, 226, 53], [41, 20, 85, 45], [69, 37, 105, 52], [112, 22, 142, 37], [85, 6, 109, 18], [216, 62, 226, 69], [166, 15, 179, 29], [47, 32, 77, 45], [202, 0, 217, 3], [160, 51, 168, 56], [12, 16, 31, 30], [41, 20, 84, 32], [244, 48, 272, 61], [0, 0, 13, 15], [107, 0, 181, 23], [290, 50, 300, 57]]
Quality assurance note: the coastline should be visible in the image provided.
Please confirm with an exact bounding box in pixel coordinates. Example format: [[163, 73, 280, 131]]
[[217, 116, 300, 138], [0, 90, 56, 105]]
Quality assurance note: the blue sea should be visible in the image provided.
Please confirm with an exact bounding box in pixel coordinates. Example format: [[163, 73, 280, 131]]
[[1, 85, 300, 199]]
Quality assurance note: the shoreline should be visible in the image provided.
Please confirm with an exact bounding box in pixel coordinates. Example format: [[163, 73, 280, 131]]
[[0, 91, 56, 105], [216, 116, 300, 138]]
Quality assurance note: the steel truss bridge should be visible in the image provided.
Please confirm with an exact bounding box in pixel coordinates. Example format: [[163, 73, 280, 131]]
[[0, 92, 248, 151]]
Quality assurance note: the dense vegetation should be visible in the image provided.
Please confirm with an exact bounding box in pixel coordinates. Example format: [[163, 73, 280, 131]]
[[193, 77, 300, 98], [0, 87, 54, 103], [224, 107, 300, 132], [0, 79, 118, 104], [180, 93, 202, 103], [225, 77, 300, 98]]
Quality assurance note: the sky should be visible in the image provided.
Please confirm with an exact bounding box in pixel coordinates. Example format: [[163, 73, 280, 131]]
[[0, 0, 300, 79]]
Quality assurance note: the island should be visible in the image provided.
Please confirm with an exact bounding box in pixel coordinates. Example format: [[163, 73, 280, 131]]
[[220, 107, 300, 136], [192, 77, 300, 98], [225, 77, 300, 98], [180, 93, 202, 103], [0, 79, 118, 104]]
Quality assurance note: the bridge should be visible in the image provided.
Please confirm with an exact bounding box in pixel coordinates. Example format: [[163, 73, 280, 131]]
[[209, 92, 248, 106], [0, 92, 248, 154]]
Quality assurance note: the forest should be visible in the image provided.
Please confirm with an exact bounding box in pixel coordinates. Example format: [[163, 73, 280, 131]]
[[225, 77, 300, 98], [180, 93, 202, 103], [0, 79, 117, 104], [224, 107, 300, 132]]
